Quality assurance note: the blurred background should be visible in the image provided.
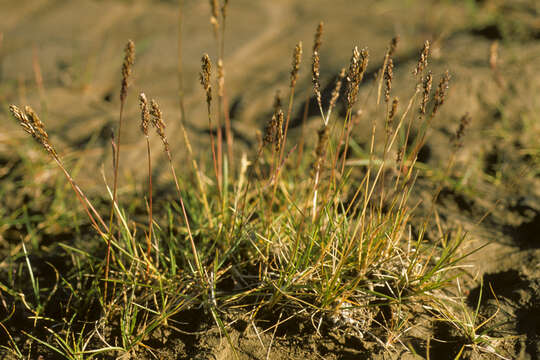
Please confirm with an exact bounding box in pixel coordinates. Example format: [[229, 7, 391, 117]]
[[0, 0, 539, 190]]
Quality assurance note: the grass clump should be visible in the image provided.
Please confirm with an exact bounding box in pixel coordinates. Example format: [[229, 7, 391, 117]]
[[1, 8, 483, 359]]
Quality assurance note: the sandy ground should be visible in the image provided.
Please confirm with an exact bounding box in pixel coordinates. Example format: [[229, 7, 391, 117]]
[[1, 0, 539, 359]]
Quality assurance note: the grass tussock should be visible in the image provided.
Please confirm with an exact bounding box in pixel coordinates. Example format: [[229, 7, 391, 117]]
[[0, 4, 495, 359]]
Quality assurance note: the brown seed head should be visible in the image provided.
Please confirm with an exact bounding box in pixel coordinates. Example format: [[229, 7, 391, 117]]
[[149, 99, 170, 155], [139, 93, 150, 136], [389, 97, 399, 122], [454, 112, 471, 148], [396, 147, 403, 165], [311, 21, 324, 105], [384, 58, 394, 103], [329, 68, 346, 113], [420, 71, 432, 115], [313, 21, 324, 54], [10, 105, 34, 139], [10, 105, 56, 156], [433, 70, 450, 117], [387, 97, 399, 136], [312, 51, 321, 109], [275, 109, 284, 152], [200, 54, 212, 105], [347, 47, 359, 85], [315, 125, 329, 161], [263, 109, 284, 152], [311, 22, 323, 97], [359, 48, 369, 77], [25, 106, 48, 140], [120, 40, 135, 102], [263, 115, 276, 147], [290, 41, 303, 88], [414, 40, 430, 76], [346, 46, 369, 108]]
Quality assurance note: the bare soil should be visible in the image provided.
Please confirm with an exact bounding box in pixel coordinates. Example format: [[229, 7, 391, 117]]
[[1, 0, 539, 359]]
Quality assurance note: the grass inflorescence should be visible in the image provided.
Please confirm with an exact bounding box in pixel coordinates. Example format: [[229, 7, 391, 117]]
[[1, 5, 489, 359]]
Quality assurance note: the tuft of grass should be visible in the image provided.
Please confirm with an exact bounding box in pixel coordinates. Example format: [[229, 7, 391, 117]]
[[429, 279, 512, 360], [1, 6, 487, 359]]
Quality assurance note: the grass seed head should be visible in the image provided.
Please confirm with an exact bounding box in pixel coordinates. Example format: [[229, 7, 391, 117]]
[[433, 70, 450, 117], [313, 21, 323, 53], [312, 22, 324, 110], [420, 71, 433, 115], [346, 46, 360, 107], [384, 58, 394, 103], [200, 54, 213, 105], [10, 105, 34, 139], [263, 115, 276, 146], [346, 46, 369, 108], [275, 109, 284, 152], [454, 112, 471, 148], [263, 110, 284, 152], [24, 106, 47, 140], [10, 105, 56, 156], [312, 51, 321, 109], [388, 97, 399, 133], [139, 93, 150, 136], [149, 99, 169, 155], [414, 40, 430, 76], [329, 68, 346, 113], [290, 41, 303, 88], [396, 147, 403, 164], [120, 40, 135, 103]]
